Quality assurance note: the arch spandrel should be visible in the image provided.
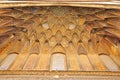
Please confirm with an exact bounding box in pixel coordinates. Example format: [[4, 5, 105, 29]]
[[51, 44, 66, 54]]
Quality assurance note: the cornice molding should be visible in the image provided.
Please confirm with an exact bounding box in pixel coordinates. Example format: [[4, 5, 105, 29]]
[[0, 1, 119, 9]]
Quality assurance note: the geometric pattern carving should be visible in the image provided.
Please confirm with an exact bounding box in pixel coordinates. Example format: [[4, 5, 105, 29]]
[[0, 6, 120, 71]]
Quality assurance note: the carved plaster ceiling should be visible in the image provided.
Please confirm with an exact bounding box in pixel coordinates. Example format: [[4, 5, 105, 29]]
[[0, 6, 120, 70], [0, 7, 120, 52]]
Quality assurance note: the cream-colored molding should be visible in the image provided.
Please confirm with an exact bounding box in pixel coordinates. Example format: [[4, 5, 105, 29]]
[[0, 1, 119, 9]]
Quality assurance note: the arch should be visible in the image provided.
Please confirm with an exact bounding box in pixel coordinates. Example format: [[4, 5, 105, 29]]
[[23, 53, 38, 70], [50, 53, 66, 70], [98, 53, 109, 56], [29, 52, 39, 55], [51, 52, 65, 55], [99, 54, 119, 71], [78, 54, 93, 71], [8, 52, 19, 55], [0, 53, 18, 70], [51, 44, 66, 54]]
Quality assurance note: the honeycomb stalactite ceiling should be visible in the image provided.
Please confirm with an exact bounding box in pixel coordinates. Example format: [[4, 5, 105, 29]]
[[0, 6, 120, 71]]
